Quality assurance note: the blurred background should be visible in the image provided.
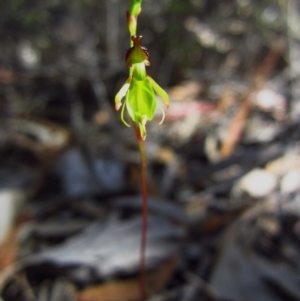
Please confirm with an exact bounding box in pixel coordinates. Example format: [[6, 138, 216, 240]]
[[1, 1, 300, 301]]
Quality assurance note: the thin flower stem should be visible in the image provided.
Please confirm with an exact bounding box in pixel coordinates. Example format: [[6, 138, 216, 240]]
[[133, 122, 148, 301], [128, 2, 148, 300]]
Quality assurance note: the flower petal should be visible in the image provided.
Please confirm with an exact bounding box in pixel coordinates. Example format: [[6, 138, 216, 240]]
[[115, 78, 131, 110], [121, 98, 131, 127], [147, 76, 169, 108], [158, 102, 166, 125]]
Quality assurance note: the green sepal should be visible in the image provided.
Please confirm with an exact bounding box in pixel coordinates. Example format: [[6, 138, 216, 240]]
[[125, 77, 157, 123], [124, 77, 157, 140]]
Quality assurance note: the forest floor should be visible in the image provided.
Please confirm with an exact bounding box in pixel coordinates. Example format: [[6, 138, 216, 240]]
[[1, 1, 300, 301]]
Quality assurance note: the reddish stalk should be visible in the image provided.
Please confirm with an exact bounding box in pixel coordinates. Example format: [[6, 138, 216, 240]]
[[133, 122, 148, 301]]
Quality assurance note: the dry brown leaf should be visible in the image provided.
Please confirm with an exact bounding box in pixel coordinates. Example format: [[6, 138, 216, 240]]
[[77, 256, 177, 301], [0, 227, 19, 269], [219, 93, 252, 158], [219, 51, 281, 158]]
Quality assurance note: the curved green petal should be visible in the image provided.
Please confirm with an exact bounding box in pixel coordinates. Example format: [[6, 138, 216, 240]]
[[121, 97, 131, 127], [115, 78, 131, 110], [158, 102, 166, 125], [147, 76, 169, 108]]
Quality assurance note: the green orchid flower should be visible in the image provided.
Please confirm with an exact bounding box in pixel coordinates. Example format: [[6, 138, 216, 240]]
[[115, 36, 169, 140]]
